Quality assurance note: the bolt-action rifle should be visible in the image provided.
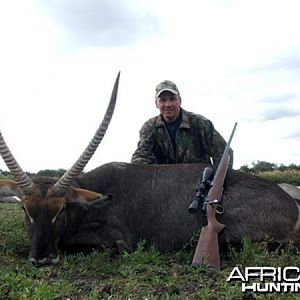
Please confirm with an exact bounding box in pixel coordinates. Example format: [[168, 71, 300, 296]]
[[189, 122, 237, 270]]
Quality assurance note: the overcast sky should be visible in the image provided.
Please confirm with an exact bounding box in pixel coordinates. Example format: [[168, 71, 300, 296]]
[[1, 0, 300, 173]]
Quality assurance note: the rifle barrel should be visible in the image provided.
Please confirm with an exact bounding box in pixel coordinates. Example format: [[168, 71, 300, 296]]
[[224, 122, 238, 154], [212, 122, 237, 183]]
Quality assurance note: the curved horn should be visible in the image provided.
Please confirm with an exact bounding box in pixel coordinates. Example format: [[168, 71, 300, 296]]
[[0, 131, 35, 194], [51, 72, 120, 194]]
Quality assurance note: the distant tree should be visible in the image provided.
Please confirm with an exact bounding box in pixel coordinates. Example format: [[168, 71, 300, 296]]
[[252, 161, 277, 173], [240, 161, 300, 174], [276, 164, 300, 172], [240, 161, 277, 174], [277, 164, 289, 172], [37, 169, 66, 178], [239, 164, 252, 174], [0, 170, 35, 179], [286, 164, 300, 171], [0, 170, 13, 178]]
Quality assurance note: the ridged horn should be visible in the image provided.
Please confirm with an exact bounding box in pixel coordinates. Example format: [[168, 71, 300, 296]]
[[51, 72, 120, 194], [0, 131, 35, 194]]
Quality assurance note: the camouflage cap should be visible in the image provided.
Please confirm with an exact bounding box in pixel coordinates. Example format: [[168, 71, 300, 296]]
[[155, 80, 180, 98]]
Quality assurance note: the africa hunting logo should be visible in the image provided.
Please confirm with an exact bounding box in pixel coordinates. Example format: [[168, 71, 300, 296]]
[[227, 267, 300, 293]]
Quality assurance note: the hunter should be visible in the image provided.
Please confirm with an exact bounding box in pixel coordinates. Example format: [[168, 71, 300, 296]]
[[131, 80, 233, 166]]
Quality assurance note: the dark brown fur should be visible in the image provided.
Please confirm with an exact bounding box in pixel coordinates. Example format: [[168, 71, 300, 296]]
[[62, 162, 300, 252]]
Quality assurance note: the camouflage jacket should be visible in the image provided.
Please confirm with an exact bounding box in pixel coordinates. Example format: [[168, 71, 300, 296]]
[[131, 109, 233, 165]]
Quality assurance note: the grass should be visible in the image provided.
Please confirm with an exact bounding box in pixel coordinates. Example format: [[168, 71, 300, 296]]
[[1, 203, 300, 299], [257, 170, 300, 186]]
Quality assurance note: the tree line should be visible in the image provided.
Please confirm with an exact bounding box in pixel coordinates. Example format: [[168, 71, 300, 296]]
[[0, 168, 67, 178], [239, 161, 300, 175], [1, 161, 300, 178]]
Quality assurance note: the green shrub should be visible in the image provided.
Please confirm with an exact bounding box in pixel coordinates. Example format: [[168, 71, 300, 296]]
[[257, 170, 300, 185]]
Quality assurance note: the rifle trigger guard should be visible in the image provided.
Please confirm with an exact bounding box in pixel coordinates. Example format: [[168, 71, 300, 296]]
[[205, 199, 224, 215], [216, 204, 224, 215]]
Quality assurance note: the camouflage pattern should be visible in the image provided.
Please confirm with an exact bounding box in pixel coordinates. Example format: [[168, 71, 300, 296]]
[[155, 80, 180, 98], [131, 109, 233, 165]]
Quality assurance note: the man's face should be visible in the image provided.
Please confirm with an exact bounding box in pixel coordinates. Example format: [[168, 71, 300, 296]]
[[156, 91, 181, 123]]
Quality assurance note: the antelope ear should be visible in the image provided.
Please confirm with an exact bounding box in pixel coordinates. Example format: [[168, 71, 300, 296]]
[[68, 187, 103, 203], [86, 193, 113, 209], [0, 179, 23, 199]]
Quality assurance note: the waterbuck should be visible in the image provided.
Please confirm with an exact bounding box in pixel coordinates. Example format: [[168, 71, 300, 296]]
[[1, 73, 300, 266]]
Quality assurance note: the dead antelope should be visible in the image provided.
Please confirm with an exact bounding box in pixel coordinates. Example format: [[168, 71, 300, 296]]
[[1, 72, 300, 267]]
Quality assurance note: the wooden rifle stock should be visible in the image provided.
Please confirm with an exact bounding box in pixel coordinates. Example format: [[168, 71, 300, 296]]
[[192, 123, 237, 270]]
